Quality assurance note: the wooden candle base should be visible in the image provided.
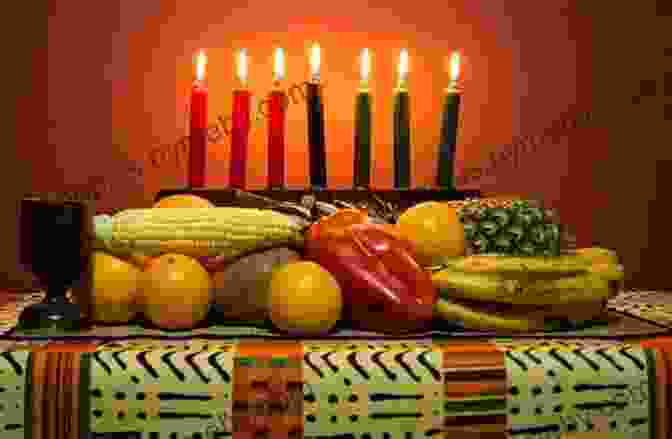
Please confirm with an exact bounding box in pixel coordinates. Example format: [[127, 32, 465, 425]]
[[155, 187, 481, 211]]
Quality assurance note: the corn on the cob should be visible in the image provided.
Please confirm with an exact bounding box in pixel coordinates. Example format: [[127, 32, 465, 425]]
[[94, 207, 305, 259]]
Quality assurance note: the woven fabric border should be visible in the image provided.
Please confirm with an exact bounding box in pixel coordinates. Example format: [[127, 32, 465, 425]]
[[2, 337, 671, 439]]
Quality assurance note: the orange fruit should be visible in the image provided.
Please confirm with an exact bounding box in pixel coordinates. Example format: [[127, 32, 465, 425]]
[[153, 194, 214, 208], [139, 253, 212, 330], [398, 201, 466, 266], [268, 261, 343, 335], [88, 251, 142, 323]]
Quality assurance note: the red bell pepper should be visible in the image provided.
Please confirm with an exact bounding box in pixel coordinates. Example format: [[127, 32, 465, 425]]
[[305, 220, 436, 334]]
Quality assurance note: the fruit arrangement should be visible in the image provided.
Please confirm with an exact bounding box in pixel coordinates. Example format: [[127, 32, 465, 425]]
[[77, 193, 625, 335], [432, 250, 622, 332]]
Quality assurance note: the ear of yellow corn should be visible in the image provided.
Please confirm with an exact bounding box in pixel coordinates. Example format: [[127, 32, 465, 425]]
[[94, 207, 305, 259]]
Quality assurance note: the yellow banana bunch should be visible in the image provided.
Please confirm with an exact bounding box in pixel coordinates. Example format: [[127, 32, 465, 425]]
[[432, 248, 623, 332], [432, 270, 614, 305]]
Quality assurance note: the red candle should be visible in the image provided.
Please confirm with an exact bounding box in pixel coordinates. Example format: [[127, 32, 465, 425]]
[[230, 49, 251, 189], [267, 48, 286, 189], [189, 50, 208, 188]]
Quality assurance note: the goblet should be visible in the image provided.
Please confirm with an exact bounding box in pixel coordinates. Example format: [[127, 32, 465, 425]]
[[17, 196, 92, 331]]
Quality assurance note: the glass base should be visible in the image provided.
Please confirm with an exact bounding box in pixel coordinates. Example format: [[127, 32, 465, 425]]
[[17, 296, 83, 332]]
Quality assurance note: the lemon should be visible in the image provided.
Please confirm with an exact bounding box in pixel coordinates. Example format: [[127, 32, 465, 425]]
[[89, 251, 142, 323], [268, 261, 343, 336], [398, 201, 465, 266], [140, 253, 212, 330]]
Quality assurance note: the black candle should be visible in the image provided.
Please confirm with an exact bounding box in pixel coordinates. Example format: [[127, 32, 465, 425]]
[[354, 92, 372, 188], [393, 49, 411, 189], [393, 91, 411, 189], [307, 83, 327, 188], [307, 43, 327, 189], [354, 48, 372, 189]]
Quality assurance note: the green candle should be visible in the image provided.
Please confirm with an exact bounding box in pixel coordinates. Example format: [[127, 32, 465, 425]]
[[354, 49, 372, 188], [436, 90, 461, 188], [437, 52, 462, 189], [393, 49, 411, 189]]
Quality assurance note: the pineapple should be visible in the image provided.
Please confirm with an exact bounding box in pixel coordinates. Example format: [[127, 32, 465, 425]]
[[445, 198, 564, 256]]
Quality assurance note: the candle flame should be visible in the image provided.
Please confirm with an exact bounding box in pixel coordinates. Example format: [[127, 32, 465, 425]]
[[273, 48, 285, 82], [237, 49, 248, 84], [397, 49, 409, 87], [195, 50, 207, 81], [450, 52, 461, 82], [361, 48, 370, 82], [310, 43, 321, 81]]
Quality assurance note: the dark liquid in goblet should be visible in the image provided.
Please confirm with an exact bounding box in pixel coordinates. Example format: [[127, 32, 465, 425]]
[[18, 197, 92, 331]]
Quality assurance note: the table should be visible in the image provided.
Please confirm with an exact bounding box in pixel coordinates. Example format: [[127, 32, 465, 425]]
[[1, 291, 671, 439]]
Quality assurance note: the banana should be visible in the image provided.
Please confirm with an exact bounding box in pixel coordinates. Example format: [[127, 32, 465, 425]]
[[570, 248, 623, 280], [433, 270, 615, 305], [587, 263, 625, 281], [431, 247, 622, 331], [571, 247, 619, 265], [437, 248, 619, 275], [511, 274, 613, 304], [433, 269, 514, 298], [434, 298, 607, 332], [438, 254, 591, 276], [434, 248, 623, 280], [434, 298, 544, 332]]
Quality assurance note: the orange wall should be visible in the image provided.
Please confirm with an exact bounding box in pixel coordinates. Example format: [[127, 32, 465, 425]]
[[46, 0, 580, 209], [120, 0, 532, 196], [5, 0, 668, 290]]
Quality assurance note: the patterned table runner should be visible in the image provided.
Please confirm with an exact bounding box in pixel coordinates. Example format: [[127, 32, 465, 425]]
[[1, 338, 670, 439]]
